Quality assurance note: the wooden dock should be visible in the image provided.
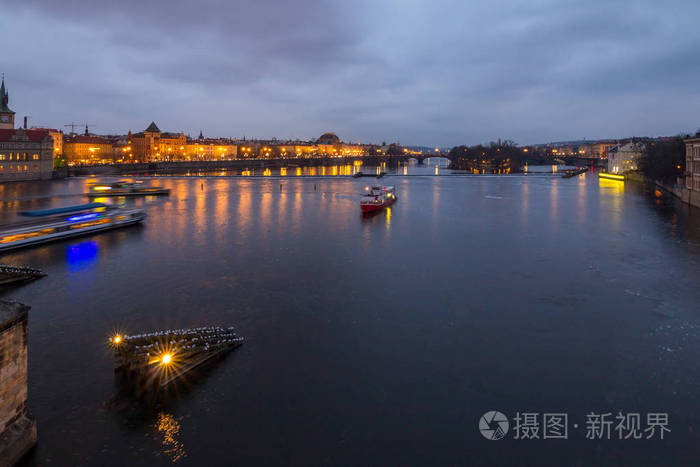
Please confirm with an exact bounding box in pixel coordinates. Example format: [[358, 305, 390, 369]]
[[0, 265, 46, 287], [111, 326, 244, 391]]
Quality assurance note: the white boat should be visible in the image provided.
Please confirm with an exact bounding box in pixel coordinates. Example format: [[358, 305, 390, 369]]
[[0, 202, 146, 251]]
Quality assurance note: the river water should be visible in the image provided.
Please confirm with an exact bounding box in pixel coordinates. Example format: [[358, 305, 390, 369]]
[[2, 165, 699, 466]]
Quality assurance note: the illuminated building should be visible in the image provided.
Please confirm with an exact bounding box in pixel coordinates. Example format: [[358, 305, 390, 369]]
[[290, 143, 316, 157], [607, 142, 644, 174], [128, 122, 187, 161], [45, 129, 62, 156], [317, 132, 340, 145], [317, 132, 340, 156], [186, 133, 237, 160], [0, 78, 54, 180], [111, 138, 133, 163], [26, 126, 63, 157], [0, 129, 54, 180], [579, 140, 617, 159], [63, 134, 113, 164], [236, 142, 259, 159], [315, 132, 363, 157]]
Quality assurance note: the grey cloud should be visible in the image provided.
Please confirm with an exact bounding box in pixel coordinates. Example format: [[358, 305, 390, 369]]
[[3, 0, 700, 146]]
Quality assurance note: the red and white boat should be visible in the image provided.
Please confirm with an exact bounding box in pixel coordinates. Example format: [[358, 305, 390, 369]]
[[360, 186, 397, 213]]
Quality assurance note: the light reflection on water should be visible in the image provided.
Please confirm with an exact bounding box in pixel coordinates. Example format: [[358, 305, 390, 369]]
[[599, 178, 625, 230], [66, 240, 99, 272], [549, 178, 559, 227], [3, 174, 700, 466], [156, 413, 186, 463], [139, 160, 460, 178]]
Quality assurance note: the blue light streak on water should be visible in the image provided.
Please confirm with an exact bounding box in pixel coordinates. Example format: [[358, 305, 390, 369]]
[[66, 240, 99, 272]]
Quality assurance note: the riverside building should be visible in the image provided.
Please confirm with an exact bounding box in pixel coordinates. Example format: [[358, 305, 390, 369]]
[[0, 78, 54, 180]]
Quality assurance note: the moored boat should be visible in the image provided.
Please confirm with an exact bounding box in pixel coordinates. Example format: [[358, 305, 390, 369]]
[[598, 172, 625, 181], [360, 186, 397, 213], [562, 167, 587, 178], [0, 202, 146, 251], [86, 180, 170, 197]]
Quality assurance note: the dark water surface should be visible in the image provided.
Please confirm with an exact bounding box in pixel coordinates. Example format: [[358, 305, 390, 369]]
[[2, 171, 700, 466]]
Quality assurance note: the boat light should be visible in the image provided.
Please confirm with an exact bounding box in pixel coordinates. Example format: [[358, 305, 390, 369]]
[[93, 186, 112, 191], [67, 213, 100, 222]]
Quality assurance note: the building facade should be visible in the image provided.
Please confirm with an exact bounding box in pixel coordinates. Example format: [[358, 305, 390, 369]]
[[0, 78, 55, 180], [30, 127, 63, 157], [185, 137, 237, 160], [607, 142, 645, 174], [684, 136, 700, 192], [128, 122, 187, 162], [580, 140, 617, 159], [0, 128, 54, 181], [63, 134, 114, 165], [46, 129, 63, 156]]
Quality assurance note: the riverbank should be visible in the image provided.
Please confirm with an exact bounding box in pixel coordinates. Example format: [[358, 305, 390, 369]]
[[626, 172, 700, 209]]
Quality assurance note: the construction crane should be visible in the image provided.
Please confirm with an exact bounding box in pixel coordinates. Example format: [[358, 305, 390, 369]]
[[63, 123, 96, 135], [64, 122, 79, 135]]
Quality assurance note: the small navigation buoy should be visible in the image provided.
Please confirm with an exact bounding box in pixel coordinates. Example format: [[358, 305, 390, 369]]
[[314, 184, 317, 191], [280, 183, 283, 191], [200, 183, 204, 190], [654, 189, 662, 198]]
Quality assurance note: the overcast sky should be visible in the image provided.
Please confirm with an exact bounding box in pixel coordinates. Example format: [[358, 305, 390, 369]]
[[2, 0, 699, 146]]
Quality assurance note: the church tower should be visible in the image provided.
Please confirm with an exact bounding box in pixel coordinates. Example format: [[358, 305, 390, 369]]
[[0, 76, 16, 130]]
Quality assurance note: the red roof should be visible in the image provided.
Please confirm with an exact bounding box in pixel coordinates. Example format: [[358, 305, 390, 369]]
[[0, 128, 50, 143], [31, 127, 60, 132], [64, 135, 111, 144]]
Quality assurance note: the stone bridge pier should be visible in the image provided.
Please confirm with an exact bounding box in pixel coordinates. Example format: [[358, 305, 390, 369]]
[[0, 300, 37, 466]]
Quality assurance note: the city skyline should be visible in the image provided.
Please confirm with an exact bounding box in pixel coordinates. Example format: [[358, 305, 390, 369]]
[[3, 0, 700, 146]]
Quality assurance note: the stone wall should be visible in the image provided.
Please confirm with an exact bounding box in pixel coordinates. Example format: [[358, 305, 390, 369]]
[[626, 172, 700, 210], [0, 300, 36, 466]]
